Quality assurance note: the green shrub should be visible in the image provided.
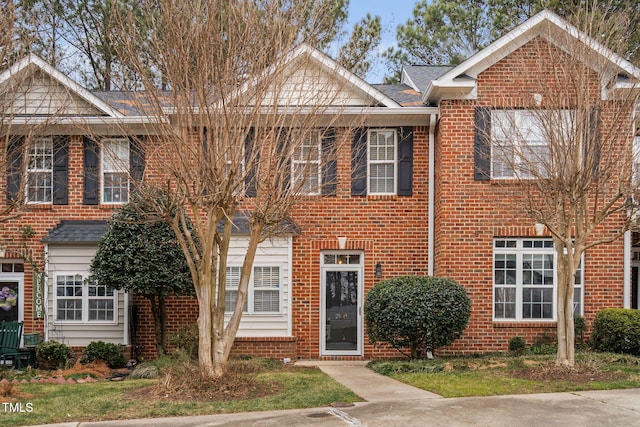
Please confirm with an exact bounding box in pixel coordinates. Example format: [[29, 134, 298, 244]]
[[508, 336, 527, 355], [574, 315, 586, 346], [590, 308, 640, 356], [80, 341, 127, 368], [35, 341, 74, 370], [364, 276, 471, 359]]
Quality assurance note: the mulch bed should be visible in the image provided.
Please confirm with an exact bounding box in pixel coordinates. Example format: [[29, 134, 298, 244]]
[[509, 364, 623, 382]]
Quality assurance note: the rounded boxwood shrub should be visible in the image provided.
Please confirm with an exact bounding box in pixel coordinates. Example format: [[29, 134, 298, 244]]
[[508, 336, 527, 355], [590, 308, 640, 356], [80, 341, 127, 368], [364, 276, 471, 359], [36, 341, 75, 370]]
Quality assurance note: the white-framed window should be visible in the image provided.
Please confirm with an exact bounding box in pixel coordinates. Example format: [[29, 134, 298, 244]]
[[55, 273, 116, 323], [225, 266, 247, 313], [292, 130, 321, 195], [368, 129, 397, 194], [493, 239, 584, 321], [491, 110, 574, 179], [26, 137, 53, 203], [225, 265, 281, 314], [102, 138, 130, 204]]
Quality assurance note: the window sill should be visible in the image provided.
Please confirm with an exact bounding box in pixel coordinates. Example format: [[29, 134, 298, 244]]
[[26, 203, 53, 210], [493, 321, 556, 328], [364, 194, 399, 201], [53, 320, 118, 326]]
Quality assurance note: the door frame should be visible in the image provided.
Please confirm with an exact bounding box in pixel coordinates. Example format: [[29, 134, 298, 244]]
[[632, 249, 640, 309], [320, 251, 364, 356]]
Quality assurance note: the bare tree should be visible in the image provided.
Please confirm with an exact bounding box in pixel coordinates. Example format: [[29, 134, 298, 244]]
[[484, 7, 640, 367], [113, 0, 357, 378]]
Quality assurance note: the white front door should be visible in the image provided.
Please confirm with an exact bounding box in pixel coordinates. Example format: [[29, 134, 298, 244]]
[[321, 252, 363, 356]]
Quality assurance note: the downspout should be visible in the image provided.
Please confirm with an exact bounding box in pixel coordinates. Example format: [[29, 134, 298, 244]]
[[287, 236, 293, 337], [43, 243, 49, 342], [428, 114, 437, 276], [624, 230, 631, 308], [124, 290, 130, 345]]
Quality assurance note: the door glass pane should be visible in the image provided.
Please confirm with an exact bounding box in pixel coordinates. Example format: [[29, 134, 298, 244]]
[[0, 282, 19, 322], [325, 271, 358, 351]]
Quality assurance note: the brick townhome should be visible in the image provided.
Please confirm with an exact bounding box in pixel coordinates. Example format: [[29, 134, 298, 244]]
[[1, 10, 639, 360]]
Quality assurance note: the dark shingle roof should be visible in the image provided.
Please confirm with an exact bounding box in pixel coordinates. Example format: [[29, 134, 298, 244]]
[[93, 91, 173, 116], [372, 84, 424, 107], [217, 213, 300, 236], [402, 65, 455, 92], [42, 220, 108, 244]]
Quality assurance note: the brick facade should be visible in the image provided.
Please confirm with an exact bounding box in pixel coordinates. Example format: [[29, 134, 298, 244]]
[[1, 12, 637, 362]]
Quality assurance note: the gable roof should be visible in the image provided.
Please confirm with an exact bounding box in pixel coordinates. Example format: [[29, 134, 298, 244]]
[[402, 65, 454, 93], [424, 9, 640, 104], [237, 43, 403, 110], [0, 54, 125, 118]]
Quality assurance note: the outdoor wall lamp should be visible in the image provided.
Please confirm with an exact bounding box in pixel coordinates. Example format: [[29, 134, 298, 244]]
[[375, 262, 383, 278]]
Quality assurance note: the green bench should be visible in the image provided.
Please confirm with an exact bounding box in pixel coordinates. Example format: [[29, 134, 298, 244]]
[[0, 321, 26, 369]]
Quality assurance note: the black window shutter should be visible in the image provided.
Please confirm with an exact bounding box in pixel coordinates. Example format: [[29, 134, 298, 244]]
[[6, 137, 24, 204], [277, 128, 291, 192], [397, 126, 413, 196], [351, 128, 368, 196], [586, 107, 601, 179], [129, 136, 145, 192], [321, 128, 337, 196], [244, 128, 257, 197], [83, 136, 100, 205], [474, 107, 491, 181], [52, 136, 69, 205]]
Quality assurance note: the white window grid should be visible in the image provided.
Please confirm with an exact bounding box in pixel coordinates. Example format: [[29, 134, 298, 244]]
[[225, 265, 281, 314], [101, 138, 130, 204], [291, 130, 321, 195], [493, 239, 584, 321], [367, 129, 397, 195], [54, 273, 117, 323], [491, 110, 573, 179], [26, 137, 53, 203]]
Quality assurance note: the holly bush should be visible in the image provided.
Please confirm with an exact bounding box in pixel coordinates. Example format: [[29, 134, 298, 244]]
[[364, 276, 471, 359]]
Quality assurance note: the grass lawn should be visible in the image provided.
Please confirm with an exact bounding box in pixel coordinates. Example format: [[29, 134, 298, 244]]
[[368, 351, 640, 398], [0, 365, 359, 427]]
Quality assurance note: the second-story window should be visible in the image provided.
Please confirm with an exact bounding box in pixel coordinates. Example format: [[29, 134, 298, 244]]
[[292, 130, 321, 195], [102, 138, 130, 204], [368, 129, 397, 195], [27, 137, 54, 203]]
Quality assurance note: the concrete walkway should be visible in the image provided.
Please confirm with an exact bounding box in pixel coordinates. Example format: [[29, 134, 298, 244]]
[[295, 360, 441, 401]]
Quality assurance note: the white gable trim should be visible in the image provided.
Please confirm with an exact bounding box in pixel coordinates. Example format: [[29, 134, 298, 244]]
[[229, 43, 401, 111], [0, 54, 126, 118], [425, 9, 640, 104], [301, 45, 402, 108]]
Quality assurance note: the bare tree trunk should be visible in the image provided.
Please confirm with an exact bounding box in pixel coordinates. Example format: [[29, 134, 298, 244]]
[[148, 295, 167, 356], [212, 222, 263, 376], [556, 248, 577, 367], [197, 274, 215, 378]]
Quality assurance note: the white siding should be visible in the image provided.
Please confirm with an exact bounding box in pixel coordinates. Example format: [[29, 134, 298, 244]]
[[46, 245, 127, 346], [225, 237, 292, 337], [260, 60, 375, 107], [0, 70, 101, 117]]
